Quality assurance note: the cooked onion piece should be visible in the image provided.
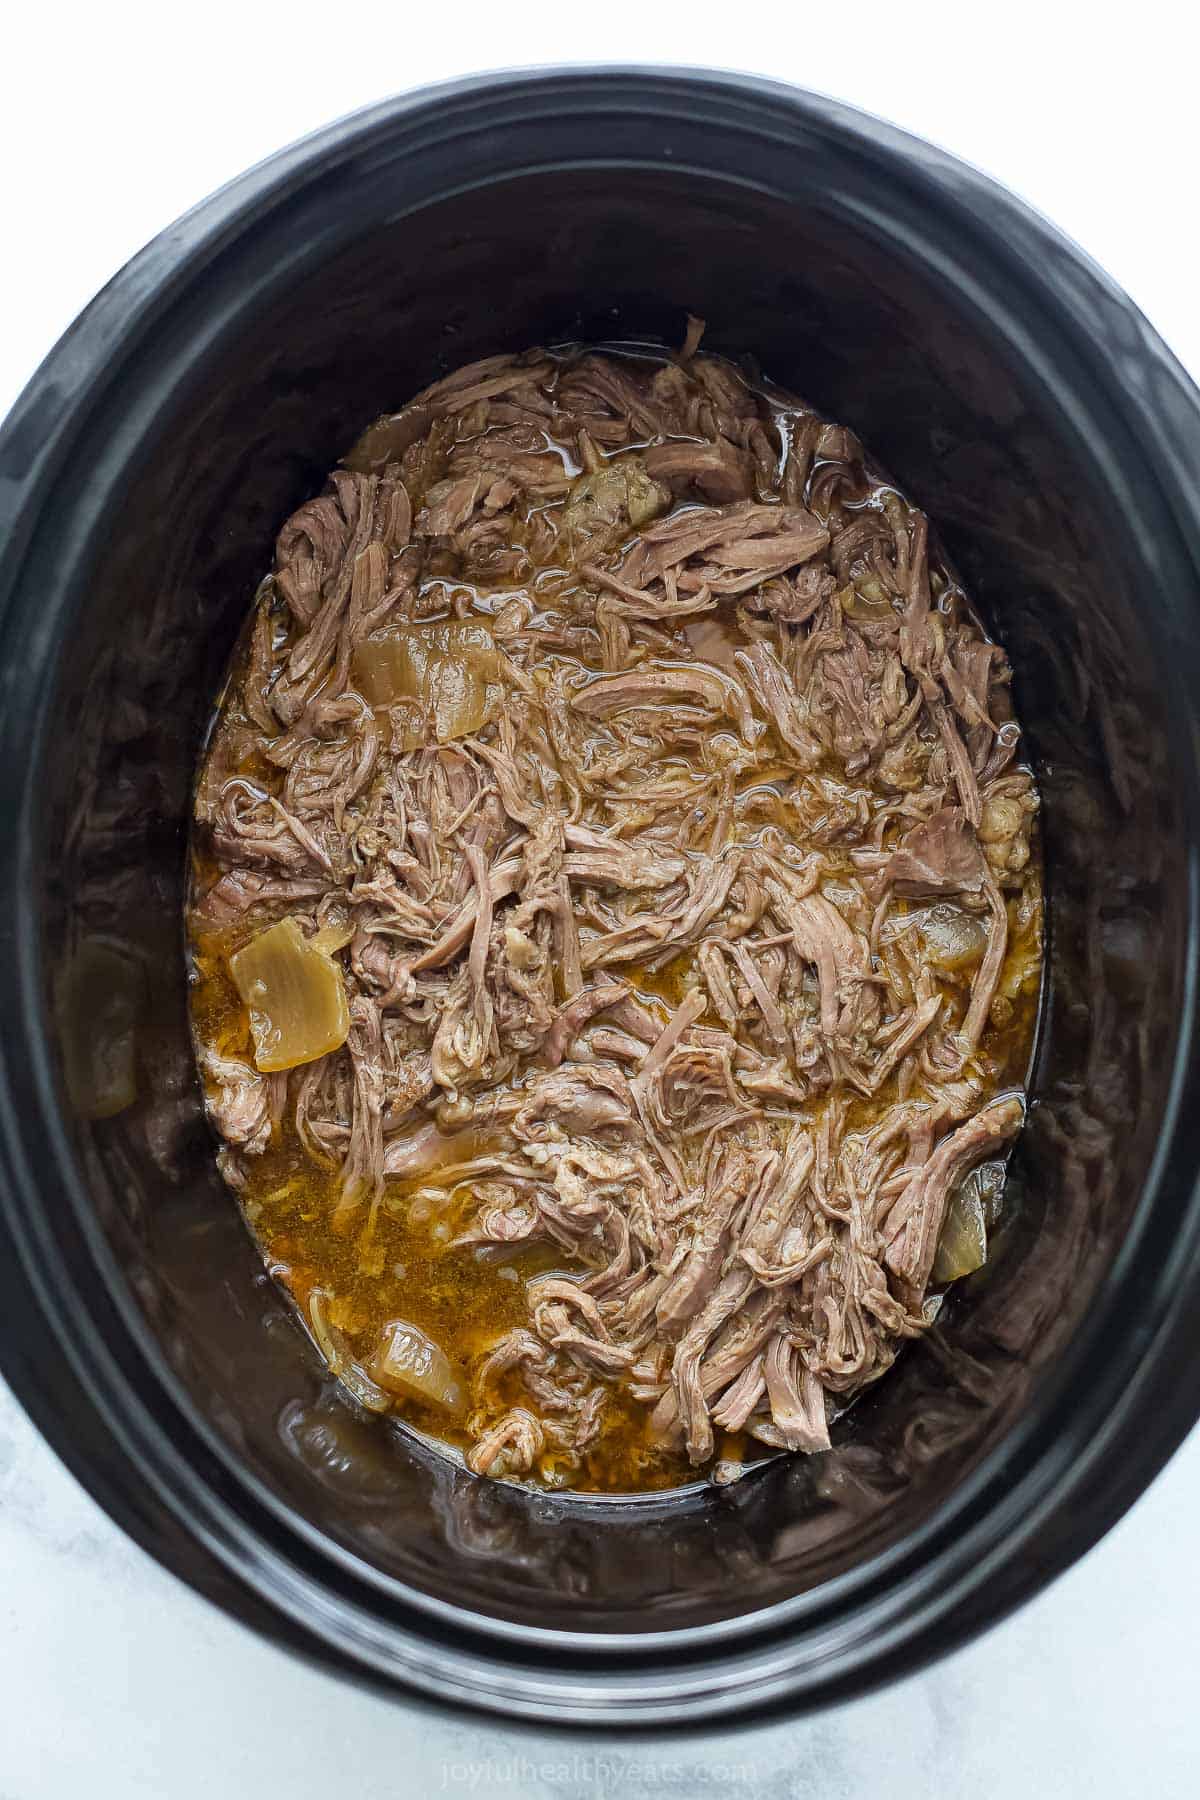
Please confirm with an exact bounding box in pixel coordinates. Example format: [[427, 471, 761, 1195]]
[[230, 917, 349, 1071], [918, 903, 988, 974], [353, 618, 501, 746], [308, 1290, 391, 1412], [932, 1180, 987, 1282], [560, 455, 668, 554], [933, 1160, 1008, 1283], [369, 1320, 467, 1414]]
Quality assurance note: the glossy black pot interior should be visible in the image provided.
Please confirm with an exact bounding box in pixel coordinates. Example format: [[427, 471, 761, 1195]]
[[3, 70, 1200, 1726]]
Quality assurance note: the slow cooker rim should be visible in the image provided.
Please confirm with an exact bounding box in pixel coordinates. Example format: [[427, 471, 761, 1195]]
[[3, 67, 1200, 1726]]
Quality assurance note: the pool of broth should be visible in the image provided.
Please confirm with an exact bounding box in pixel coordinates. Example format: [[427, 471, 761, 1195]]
[[189, 922, 709, 1492]]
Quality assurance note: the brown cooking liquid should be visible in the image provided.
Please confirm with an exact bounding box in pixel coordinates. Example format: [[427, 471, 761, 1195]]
[[188, 344, 1042, 1494]]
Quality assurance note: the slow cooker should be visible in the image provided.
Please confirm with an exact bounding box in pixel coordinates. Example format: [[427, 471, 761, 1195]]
[[2, 68, 1199, 1725]]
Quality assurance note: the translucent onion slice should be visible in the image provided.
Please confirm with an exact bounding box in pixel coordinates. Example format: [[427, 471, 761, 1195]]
[[918, 903, 988, 974], [560, 456, 668, 553], [308, 1290, 391, 1413], [230, 916, 350, 1072], [933, 1168, 994, 1283], [842, 580, 895, 621], [368, 1319, 467, 1415], [353, 617, 501, 747], [56, 938, 144, 1119], [309, 919, 354, 956]]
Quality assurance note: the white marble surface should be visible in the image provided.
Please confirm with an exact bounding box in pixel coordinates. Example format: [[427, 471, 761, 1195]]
[[5, 4, 1200, 1793]]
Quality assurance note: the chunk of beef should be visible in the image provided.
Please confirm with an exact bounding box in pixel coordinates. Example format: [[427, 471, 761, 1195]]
[[642, 439, 756, 503], [884, 807, 989, 897], [466, 1408, 544, 1478], [200, 1049, 273, 1155], [541, 982, 630, 1066], [763, 1336, 831, 1453], [513, 1065, 635, 1140], [571, 665, 760, 743], [736, 641, 823, 769]]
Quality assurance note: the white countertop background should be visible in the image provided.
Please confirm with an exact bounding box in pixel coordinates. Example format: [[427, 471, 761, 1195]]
[[4, 5, 1199, 1793]]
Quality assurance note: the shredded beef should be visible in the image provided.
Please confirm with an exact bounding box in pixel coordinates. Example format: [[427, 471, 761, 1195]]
[[190, 322, 1041, 1487]]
